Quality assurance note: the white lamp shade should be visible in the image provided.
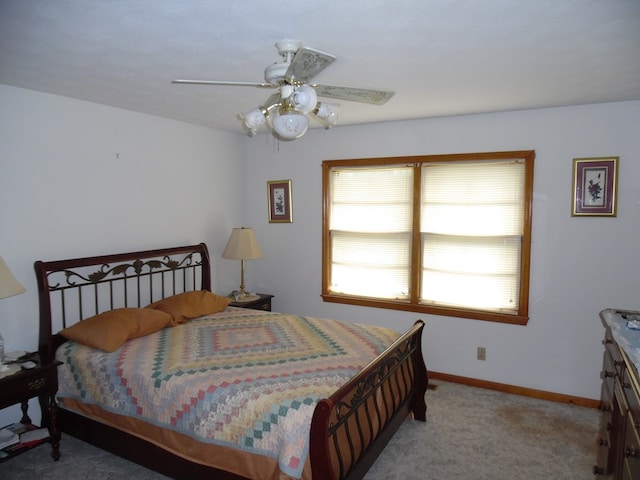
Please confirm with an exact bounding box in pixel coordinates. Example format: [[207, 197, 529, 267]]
[[271, 111, 309, 140], [0, 257, 25, 299], [222, 228, 263, 260]]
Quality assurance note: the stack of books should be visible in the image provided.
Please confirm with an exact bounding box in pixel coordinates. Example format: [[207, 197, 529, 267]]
[[0, 423, 49, 460]]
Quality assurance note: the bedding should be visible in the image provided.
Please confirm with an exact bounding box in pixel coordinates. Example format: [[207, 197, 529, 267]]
[[55, 307, 401, 479]]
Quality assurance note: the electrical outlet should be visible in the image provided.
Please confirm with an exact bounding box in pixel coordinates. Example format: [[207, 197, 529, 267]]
[[477, 347, 486, 361]]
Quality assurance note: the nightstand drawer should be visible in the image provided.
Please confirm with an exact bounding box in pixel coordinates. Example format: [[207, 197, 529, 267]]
[[0, 364, 59, 409]]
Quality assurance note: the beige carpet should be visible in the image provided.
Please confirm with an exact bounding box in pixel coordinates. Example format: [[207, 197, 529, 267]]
[[0, 381, 599, 479], [364, 381, 598, 479]]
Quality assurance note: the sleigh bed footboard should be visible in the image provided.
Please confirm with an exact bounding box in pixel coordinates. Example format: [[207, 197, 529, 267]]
[[309, 320, 428, 480]]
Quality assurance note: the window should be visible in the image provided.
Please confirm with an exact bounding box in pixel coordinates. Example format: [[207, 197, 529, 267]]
[[322, 151, 534, 325]]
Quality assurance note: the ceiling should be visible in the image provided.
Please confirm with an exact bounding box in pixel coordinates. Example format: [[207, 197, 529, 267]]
[[1, 0, 639, 135]]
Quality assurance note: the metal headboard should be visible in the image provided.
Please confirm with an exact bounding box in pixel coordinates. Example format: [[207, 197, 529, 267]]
[[34, 243, 211, 363]]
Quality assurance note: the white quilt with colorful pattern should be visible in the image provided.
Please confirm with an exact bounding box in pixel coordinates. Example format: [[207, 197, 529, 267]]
[[55, 308, 400, 478]]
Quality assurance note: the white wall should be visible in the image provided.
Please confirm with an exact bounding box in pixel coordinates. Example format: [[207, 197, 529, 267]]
[[0, 85, 246, 425], [1, 85, 637, 430], [244, 100, 640, 401]]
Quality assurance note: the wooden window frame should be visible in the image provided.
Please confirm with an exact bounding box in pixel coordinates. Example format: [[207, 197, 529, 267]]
[[321, 151, 535, 325]]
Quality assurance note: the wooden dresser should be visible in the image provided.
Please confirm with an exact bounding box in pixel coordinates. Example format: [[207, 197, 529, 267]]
[[595, 309, 640, 479]]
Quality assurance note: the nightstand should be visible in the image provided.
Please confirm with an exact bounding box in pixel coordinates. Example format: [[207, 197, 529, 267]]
[[0, 356, 62, 462], [229, 293, 274, 311]]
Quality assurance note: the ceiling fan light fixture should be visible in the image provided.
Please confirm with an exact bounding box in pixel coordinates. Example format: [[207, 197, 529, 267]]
[[315, 102, 340, 127], [290, 85, 318, 114], [173, 40, 393, 140], [270, 109, 308, 140], [241, 108, 267, 135]]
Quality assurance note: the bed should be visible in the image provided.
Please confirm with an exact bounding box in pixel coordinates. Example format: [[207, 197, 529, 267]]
[[34, 243, 428, 480]]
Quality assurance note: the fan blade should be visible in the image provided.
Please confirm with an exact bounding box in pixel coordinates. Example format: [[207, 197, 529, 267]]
[[285, 47, 336, 84], [172, 79, 277, 89], [313, 85, 394, 105]]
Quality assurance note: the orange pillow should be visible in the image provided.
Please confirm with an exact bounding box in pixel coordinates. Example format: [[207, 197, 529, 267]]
[[146, 290, 231, 325], [60, 308, 173, 352]]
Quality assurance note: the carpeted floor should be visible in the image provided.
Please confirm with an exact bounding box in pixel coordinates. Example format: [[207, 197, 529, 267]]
[[0, 381, 599, 479]]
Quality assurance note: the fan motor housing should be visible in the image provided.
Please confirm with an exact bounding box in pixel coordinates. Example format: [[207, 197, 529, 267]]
[[264, 62, 289, 85], [264, 39, 302, 84]]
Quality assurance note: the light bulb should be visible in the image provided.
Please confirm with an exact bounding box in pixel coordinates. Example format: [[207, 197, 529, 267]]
[[290, 85, 318, 114]]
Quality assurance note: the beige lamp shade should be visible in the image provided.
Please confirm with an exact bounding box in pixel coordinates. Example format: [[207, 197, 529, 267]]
[[0, 256, 25, 299], [222, 228, 262, 298], [222, 228, 263, 260]]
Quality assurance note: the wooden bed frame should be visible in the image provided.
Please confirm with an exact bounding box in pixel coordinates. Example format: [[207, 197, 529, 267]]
[[34, 243, 428, 480]]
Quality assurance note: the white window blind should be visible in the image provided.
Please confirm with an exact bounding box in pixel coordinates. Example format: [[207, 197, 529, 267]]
[[323, 151, 533, 323], [329, 166, 413, 299], [420, 160, 525, 313]]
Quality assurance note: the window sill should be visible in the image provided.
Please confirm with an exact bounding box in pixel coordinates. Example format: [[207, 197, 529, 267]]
[[321, 294, 529, 325]]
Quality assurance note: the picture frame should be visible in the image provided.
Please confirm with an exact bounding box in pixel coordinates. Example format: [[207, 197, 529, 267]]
[[267, 179, 293, 223], [571, 157, 618, 217]]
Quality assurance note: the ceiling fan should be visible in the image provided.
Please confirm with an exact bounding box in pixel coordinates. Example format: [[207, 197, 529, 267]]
[[172, 40, 394, 140]]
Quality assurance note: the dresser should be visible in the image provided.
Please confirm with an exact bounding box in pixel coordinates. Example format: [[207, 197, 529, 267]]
[[595, 309, 640, 479]]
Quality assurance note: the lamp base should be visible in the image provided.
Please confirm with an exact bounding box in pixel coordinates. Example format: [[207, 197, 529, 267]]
[[232, 291, 260, 302]]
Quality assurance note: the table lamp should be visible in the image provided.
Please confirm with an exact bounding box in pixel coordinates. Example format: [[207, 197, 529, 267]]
[[222, 227, 262, 301], [0, 256, 26, 369]]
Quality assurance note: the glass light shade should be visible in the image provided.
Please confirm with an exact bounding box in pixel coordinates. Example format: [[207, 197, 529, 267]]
[[315, 102, 340, 127], [291, 85, 318, 114], [271, 111, 308, 140], [241, 108, 266, 135]]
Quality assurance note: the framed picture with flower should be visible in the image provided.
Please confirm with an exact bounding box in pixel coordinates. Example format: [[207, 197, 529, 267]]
[[267, 179, 293, 223], [571, 157, 618, 216]]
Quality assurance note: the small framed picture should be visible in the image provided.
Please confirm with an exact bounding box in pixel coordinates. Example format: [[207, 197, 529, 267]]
[[267, 180, 293, 223], [571, 157, 618, 217]]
